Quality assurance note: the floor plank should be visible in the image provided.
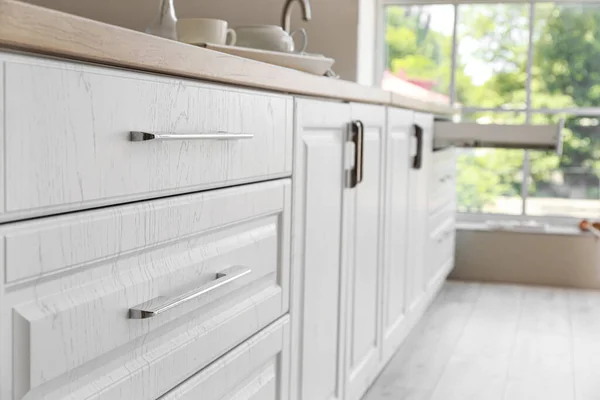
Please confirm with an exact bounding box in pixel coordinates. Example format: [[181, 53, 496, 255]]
[[429, 284, 523, 400], [502, 286, 574, 400], [568, 289, 600, 400], [362, 281, 481, 400], [363, 281, 600, 400]]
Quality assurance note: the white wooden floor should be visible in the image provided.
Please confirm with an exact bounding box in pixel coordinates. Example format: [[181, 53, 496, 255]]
[[363, 280, 600, 400]]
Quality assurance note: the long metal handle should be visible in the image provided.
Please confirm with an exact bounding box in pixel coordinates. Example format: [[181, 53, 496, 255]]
[[412, 124, 424, 170], [130, 131, 254, 142], [356, 121, 364, 185], [347, 120, 365, 188], [129, 266, 251, 319]]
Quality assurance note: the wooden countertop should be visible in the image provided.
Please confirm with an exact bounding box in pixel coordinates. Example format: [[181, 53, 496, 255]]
[[0, 0, 456, 115]]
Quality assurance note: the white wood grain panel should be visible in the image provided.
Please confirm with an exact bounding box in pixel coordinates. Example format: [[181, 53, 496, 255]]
[[226, 366, 277, 400], [0, 59, 4, 214], [291, 98, 349, 400], [381, 107, 413, 362], [427, 217, 456, 290], [1, 180, 291, 400], [429, 149, 456, 214], [0, 236, 5, 398], [431, 148, 457, 171], [158, 315, 289, 400], [344, 103, 386, 400], [1, 52, 292, 222], [429, 201, 456, 235], [4, 179, 285, 284], [32, 287, 283, 400]]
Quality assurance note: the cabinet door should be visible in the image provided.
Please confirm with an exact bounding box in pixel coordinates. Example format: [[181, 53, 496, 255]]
[[344, 103, 386, 400], [381, 107, 413, 363], [406, 112, 434, 311], [291, 99, 350, 400]]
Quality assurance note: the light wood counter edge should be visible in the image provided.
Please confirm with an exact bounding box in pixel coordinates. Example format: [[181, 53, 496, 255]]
[[0, 0, 455, 115], [390, 92, 457, 117]]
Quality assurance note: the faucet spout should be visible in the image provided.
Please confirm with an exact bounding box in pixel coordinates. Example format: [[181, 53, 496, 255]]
[[282, 0, 312, 33]]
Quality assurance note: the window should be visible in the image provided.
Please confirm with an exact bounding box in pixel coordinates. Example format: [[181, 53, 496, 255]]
[[381, 1, 600, 219], [457, 112, 526, 214]]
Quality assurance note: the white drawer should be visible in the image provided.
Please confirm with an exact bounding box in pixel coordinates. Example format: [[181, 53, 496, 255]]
[[0, 52, 293, 222], [429, 150, 456, 213], [160, 315, 290, 400], [428, 216, 455, 280], [0, 180, 291, 400], [429, 178, 455, 213], [429, 201, 456, 234], [431, 147, 456, 170]]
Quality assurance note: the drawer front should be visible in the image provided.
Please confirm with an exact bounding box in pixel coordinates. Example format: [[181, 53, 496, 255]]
[[429, 201, 456, 234], [428, 216, 456, 281], [429, 154, 456, 213], [0, 52, 293, 222], [159, 315, 290, 400], [0, 180, 291, 400], [429, 180, 455, 213], [432, 147, 456, 170]]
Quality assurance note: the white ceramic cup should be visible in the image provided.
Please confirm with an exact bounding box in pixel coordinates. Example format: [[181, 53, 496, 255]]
[[177, 18, 237, 46], [234, 25, 307, 53]]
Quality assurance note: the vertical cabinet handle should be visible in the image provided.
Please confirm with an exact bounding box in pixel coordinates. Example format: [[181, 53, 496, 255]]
[[412, 124, 424, 170], [347, 120, 365, 188]]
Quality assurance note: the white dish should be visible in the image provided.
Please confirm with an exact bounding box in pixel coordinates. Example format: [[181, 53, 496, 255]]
[[199, 43, 335, 76]]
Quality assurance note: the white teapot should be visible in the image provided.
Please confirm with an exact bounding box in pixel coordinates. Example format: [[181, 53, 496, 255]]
[[234, 25, 307, 53]]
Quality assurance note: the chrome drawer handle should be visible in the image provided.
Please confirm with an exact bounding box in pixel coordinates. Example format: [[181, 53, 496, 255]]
[[129, 266, 251, 319], [130, 131, 254, 142]]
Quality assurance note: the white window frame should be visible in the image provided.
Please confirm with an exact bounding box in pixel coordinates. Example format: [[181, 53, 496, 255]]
[[376, 0, 600, 224]]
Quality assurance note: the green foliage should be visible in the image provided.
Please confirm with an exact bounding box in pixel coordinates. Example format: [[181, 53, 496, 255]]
[[385, 4, 600, 213]]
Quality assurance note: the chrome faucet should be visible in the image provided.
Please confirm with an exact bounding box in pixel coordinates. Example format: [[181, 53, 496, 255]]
[[281, 0, 312, 33]]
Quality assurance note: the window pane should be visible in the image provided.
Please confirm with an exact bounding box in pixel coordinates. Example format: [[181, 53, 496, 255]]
[[382, 5, 454, 103], [456, 4, 529, 108], [532, 3, 600, 109], [526, 114, 600, 218], [456, 113, 525, 215]]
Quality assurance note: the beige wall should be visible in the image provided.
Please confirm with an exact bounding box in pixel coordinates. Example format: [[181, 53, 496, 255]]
[[451, 229, 600, 290], [23, 0, 376, 83]]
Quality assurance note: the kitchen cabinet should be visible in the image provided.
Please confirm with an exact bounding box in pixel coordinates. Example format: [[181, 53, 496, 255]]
[[291, 100, 452, 400], [1, 49, 460, 400], [380, 107, 414, 363], [406, 112, 434, 311], [343, 103, 386, 400], [290, 98, 350, 400], [427, 148, 457, 289]]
